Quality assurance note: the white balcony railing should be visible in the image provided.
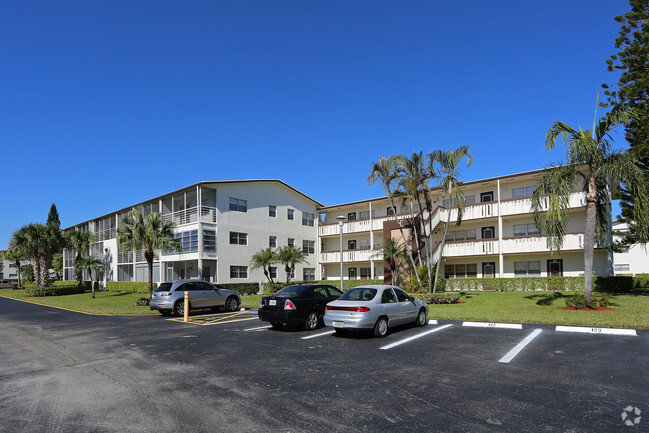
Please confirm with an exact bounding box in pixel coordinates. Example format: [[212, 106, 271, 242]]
[[117, 250, 159, 264], [320, 248, 380, 264], [94, 227, 116, 241], [438, 233, 591, 258], [319, 212, 417, 236], [161, 206, 217, 226]]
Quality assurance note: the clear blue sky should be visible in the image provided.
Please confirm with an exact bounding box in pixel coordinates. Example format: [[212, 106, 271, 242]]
[[0, 0, 630, 249]]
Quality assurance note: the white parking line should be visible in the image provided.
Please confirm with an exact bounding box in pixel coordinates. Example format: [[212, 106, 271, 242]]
[[380, 324, 453, 350], [244, 325, 272, 331], [555, 326, 637, 336], [201, 317, 259, 326], [498, 328, 543, 364], [463, 321, 522, 330], [301, 330, 335, 340]]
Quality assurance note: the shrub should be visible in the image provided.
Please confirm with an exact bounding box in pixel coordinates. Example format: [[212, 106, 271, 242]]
[[135, 297, 150, 306], [593, 276, 633, 293], [25, 285, 86, 297], [414, 292, 460, 304], [442, 276, 634, 293], [634, 274, 649, 289], [106, 281, 157, 294], [564, 294, 610, 310], [215, 283, 261, 296]]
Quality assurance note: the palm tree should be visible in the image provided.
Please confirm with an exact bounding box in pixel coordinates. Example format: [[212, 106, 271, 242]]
[[250, 248, 278, 284], [117, 210, 180, 299], [2, 248, 23, 287], [368, 155, 423, 289], [372, 236, 406, 284], [395, 152, 436, 291], [532, 103, 649, 307], [65, 230, 95, 286], [75, 256, 103, 298], [9, 223, 50, 286], [429, 146, 473, 293], [276, 245, 307, 284]]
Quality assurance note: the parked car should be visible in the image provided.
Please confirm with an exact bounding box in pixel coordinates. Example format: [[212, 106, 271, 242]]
[[258, 284, 343, 331], [323, 285, 428, 337], [149, 279, 241, 316], [0, 280, 17, 289]]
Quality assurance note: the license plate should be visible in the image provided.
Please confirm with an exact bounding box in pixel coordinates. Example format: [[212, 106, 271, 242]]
[[333, 321, 344, 328], [269, 300, 276, 306]]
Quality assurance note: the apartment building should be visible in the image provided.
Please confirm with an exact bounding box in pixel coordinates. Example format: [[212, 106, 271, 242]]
[[613, 221, 649, 275], [319, 168, 614, 283], [63, 180, 322, 285]]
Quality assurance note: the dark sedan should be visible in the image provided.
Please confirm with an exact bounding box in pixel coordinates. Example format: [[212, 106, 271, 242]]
[[258, 284, 343, 331]]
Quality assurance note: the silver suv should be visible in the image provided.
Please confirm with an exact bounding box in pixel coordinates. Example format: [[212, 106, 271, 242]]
[[150, 279, 241, 317]]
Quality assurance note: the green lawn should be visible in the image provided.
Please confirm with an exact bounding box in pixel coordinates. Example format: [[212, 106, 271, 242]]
[[429, 290, 649, 329], [1, 289, 648, 329]]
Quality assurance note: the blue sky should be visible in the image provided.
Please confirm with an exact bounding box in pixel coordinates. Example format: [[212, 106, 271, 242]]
[[0, 0, 630, 249]]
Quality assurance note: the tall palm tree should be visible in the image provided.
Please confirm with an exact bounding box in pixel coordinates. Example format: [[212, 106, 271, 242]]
[[2, 248, 23, 287], [9, 223, 49, 286], [75, 256, 103, 298], [250, 248, 278, 284], [368, 155, 423, 289], [117, 210, 180, 299], [395, 152, 436, 291], [532, 103, 649, 307], [429, 146, 473, 293], [276, 245, 307, 284], [65, 230, 95, 286]]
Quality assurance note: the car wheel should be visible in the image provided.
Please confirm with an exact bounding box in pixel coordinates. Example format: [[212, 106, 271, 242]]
[[270, 322, 283, 329], [160, 310, 172, 317], [225, 296, 239, 312], [304, 311, 319, 331], [373, 316, 389, 338], [416, 309, 427, 327], [173, 300, 187, 317]]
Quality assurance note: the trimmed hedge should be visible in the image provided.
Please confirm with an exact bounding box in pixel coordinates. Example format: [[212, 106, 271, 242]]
[[214, 283, 260, 296], [25, 285, 87, 297], [414, 292, 460, 304], [443, 276, 635, 293], [633, 274, 649, 289], [106, 281, 157, 294], [262, 279, 384, 294]]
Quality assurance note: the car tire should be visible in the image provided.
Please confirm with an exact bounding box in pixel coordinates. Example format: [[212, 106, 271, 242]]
[[415, 308, 427, 327], [225, 296, 239, 312], [373, 316, 389, 338], [160, 310, 172, 317], [173, 300, 187, 317], [304, 311, 319, 331]]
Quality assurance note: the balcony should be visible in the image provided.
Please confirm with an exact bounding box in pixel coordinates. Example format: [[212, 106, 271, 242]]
[[319, 212, 417, 236], [438, 233, 592, 258], [320, 248, 380, 264], [117, 250, 160, 264], [161, 206, 217, 227]]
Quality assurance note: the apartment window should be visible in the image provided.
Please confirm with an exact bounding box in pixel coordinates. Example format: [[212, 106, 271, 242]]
[[443, 195, 476, 208], [615, 264, 630, 272], [359, 239, 371, 249], [347, 240, 356, 250], [171, 230, 198, 253], [359, 210, 374, 219], [230, 266, 248, 279], [387, 207, 395, 216], [288, 238, 295, 247], [446, 229, 477, 242], [303, 268, 316, 281], [302, 240, 315, 255], [480, 191, 494, 202], [269, 236, 277, 248], [229, 232, 247, 245], [444, 264, 478, 279], [512, 186, 537, 198], [513, 223, 541, 237], [481, 226, 495, 239], [482, 262, 496, 278], [269, 267, 277, 279], [360, 267, 371, 279], [287, 209, 294, 220], [302, 212, 315, 227], [229, 198, 247, 212], [269, 205, 276, 217], [514, 261, 541, 277], [203, 230, 216, 252], [348, 267, 357, 279], [347, 212, 356, 221]]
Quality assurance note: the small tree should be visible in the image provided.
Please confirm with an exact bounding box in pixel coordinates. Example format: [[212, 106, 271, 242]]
[[65, 230, 95, 286], [75, 256, 103, 298], [276, 245, 307, 284], [2, 248, 24, 287], [372, 236, 406, 285], [250, 248, 278, 284]]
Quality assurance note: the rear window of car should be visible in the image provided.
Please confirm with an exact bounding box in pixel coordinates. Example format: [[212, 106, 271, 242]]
[[275, 286, 306, 296], [338, 288, 377, 301], [155, 283, 173, 292]]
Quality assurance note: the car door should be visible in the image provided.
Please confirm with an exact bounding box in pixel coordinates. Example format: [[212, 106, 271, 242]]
[[177, 282, 202, 307], [197, 282, 220, 308], [394, 288, 418, 323], [311, 286, 330, 317], [380, 288, 402, 324]]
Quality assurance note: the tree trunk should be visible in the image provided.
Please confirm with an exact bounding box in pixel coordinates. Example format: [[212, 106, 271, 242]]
[[145, 249, 154, 300], [433, 205, 452, 293], [15, 261, 21, 288], [387, 195, 422, 290], [39, 253, 48, 286], [583, 189, 598, 307], [285, 265, 290, 284], [32, 256, 40, 286], [75, 253, 82, 286]]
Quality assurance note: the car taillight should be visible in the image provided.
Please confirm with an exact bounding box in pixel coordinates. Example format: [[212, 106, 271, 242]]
[[326, 306, 370, 312], [161, 292, 173, 297], [259, 300, 263, 308], [284, 300, 296, 310]]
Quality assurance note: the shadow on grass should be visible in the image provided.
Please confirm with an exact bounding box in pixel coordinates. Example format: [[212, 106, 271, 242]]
[[524, 292, 569, 306]]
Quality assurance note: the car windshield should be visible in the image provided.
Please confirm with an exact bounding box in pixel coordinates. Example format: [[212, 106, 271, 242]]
[[274, 286, 306, 296], [338, 288, 377, 301], [155, 282, 173, 292]]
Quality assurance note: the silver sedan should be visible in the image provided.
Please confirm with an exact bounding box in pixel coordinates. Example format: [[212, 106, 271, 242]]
[[323, 285, 428, 337]]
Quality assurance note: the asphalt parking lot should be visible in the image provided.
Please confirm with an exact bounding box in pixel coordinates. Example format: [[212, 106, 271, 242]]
[[1, 297, 647, 433]]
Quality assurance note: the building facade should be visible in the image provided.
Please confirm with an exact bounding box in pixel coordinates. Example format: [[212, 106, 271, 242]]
[[319, 168, 614, 283], [613, 221, 649, 275], [63, 180, 322, 285]]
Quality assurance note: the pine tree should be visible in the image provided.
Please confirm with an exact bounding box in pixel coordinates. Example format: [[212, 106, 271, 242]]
[[602, 0, 649, 247]]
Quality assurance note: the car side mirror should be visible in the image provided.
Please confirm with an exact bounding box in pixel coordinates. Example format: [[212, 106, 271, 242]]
[[408, 296, 415, 302]]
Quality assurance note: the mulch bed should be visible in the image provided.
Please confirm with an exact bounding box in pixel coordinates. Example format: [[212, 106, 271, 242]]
[[560, 307, 615, 311]]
